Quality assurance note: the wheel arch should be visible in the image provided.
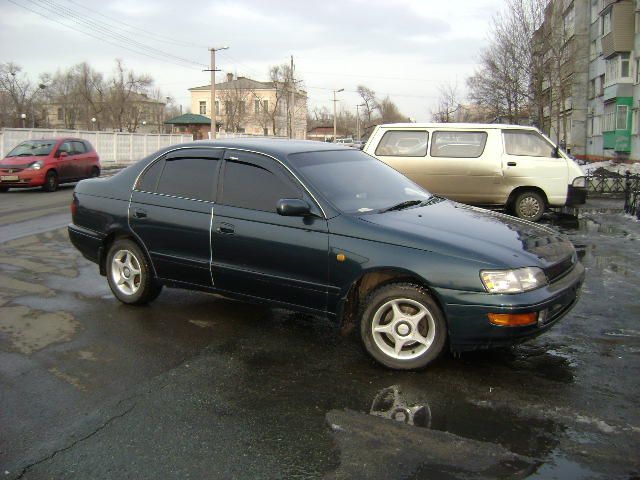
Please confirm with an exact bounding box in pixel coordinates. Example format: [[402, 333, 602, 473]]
[[506, 186, 548, 211], [99, 227, 156, 278], [337, 267, 447, 334]]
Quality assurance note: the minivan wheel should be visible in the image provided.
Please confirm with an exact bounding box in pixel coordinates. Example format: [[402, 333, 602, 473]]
[[42, 171, 58, 192], [360, 283, 447, 370], [513, 191, 545, 222], [106, 239, 162, 305]]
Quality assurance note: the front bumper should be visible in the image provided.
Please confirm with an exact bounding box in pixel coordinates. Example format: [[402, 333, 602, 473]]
[[437, 261, 585, 351], [566, 185, 587, 206], [0, 170, 46, 188]]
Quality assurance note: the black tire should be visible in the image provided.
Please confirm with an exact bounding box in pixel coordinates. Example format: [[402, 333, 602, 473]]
[[42, 170, 58, 192], [106, 239, 162, 305], [360, 283, 447, 370], [90, 166, 100, 178], [0, 187, 8, 193], [512, 190, 545, 222]]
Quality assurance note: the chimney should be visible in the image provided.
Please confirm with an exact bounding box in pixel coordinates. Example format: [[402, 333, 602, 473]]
[[226, 73, 233, 82]]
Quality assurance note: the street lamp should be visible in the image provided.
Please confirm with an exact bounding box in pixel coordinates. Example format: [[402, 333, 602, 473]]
[[20, 113, 26, 129], [356, 103, 366, 140], [209, 46, 229, 139], [91, 117, 96, 131], [333, 88, 344, 142]]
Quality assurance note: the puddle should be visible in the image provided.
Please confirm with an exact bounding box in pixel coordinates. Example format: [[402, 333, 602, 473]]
[[603, 329, 640, 338]]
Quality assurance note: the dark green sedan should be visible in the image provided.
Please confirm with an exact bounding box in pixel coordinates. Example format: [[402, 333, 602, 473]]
[[68, 139, 584, 370]]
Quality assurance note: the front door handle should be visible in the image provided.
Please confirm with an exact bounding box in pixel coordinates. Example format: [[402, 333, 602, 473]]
[[133, 208, 147, 219], [507, 161, 517, 167], [217, 223, 235, 234]]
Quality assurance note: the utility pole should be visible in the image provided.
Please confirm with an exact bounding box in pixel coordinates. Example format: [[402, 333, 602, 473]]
[[332, 88, 344, 142], [356, 103, 365, 140], [205, 46, 229, 140], [289, 55, 295, 139]]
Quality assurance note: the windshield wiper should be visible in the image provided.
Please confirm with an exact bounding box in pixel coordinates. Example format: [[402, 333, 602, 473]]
[[380, 199, 424, 213]]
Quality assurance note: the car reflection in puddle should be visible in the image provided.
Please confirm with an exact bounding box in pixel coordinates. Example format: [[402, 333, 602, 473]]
[[370, 385, 432, 428]]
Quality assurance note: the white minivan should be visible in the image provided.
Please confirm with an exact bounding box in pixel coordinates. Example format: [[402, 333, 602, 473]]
[[363, 123, 587, 222]]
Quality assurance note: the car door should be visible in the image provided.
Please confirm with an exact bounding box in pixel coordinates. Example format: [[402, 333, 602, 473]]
[[211, 150, 329, 312], [501, 130, 567, 204], [129, 148, 222, 287], [55, 141, 74, 181], [71, 141, 89, 178]]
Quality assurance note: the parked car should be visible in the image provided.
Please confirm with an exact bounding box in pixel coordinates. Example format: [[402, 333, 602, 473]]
[[363, 123, 587, 222], [68, 139, 584, 370], [0, 138, 101, 192]]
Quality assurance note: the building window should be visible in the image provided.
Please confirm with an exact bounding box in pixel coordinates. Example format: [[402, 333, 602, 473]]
[[225, 101, 232, 114], [238, 101, 246, 114], [602, 8, 611, 35], [589, 79, 596, 99], [603, 103, 615, 131], [563, 5, 575, 37], [599, 74, 605, 95], [263, 100, 268, 112], [57, 107, 63, 121], [606, 54, 632, 84], [254, 99, 260, 113], [199, 101, 207, 115], [215, 101, 220, 115], [616, 105, 629, 130]]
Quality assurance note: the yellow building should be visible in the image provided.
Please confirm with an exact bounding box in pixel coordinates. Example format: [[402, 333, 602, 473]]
[[189, 73, 307, 138]]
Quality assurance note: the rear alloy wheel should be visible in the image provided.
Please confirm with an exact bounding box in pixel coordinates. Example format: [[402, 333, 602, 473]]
[[90, 166, 100, 178], [513, 190, 545, 222], [106, 239, 162, 305], [42, 171, 58, 192], [360, 283, 447, 370]]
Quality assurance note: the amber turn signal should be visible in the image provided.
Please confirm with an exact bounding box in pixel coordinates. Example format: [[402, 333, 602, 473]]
[[488, 312, 537, 327]]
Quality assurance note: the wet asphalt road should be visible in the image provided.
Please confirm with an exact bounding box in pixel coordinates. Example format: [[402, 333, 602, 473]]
[[0, 187, 639, 479]]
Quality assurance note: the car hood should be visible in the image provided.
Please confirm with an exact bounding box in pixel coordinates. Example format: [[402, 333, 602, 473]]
[[0, 156, 43, 167], [357, 198, 574, 269]]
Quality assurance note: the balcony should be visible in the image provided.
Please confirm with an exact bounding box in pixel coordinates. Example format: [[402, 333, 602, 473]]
[[601, 1, 634, 58]]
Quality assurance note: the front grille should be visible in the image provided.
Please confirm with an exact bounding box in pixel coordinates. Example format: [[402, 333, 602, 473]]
[[544, 255, 574, 283], [0, 168, 25, 173]]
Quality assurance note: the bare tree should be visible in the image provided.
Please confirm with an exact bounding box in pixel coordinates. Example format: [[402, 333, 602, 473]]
[[0, 62, 47, 127], [431, 81, 461, 122], [357, 85, 377, 125], [105, 59, 152, 132], [376, 96, 407, 123], [74, 62, 106, 130], [217, 76, 252, 133]]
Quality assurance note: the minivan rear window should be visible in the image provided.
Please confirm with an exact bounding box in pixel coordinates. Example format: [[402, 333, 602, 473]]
[[375, 131, 428, 157], [430, 131, 487, 158]]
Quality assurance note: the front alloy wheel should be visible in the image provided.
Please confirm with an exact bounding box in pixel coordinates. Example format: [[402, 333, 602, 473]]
[[361, 283, 447, 370]]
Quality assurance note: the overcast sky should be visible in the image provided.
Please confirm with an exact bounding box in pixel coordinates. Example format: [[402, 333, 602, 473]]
[[1, 0, 505, 121]]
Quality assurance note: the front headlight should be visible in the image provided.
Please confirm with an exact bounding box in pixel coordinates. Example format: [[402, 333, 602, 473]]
[[28, 161, 43, 170], [480, 267, 547, 294], [572, 176, 586, 188]]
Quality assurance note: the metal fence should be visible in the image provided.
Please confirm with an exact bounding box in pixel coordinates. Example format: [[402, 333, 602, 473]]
[[587, 170, 640, 195], [0, 128, 193, 166]]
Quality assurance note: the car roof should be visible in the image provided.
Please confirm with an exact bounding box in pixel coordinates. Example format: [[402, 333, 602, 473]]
[[175, 138, 354, 158], [374, 122, 537, 131]]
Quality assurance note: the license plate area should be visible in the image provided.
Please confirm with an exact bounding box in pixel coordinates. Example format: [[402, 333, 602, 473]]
[[1, 175, 19, 181]]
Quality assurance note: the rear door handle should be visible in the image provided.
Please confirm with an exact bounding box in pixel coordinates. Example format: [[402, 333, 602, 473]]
[[217, 223, 235, 234], [507, 161, 517, 167], [133, 208, 147, 219]]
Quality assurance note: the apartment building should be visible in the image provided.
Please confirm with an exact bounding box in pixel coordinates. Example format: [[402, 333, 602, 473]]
[[189, 73, 307, 139], [587, 0, 637, 160]]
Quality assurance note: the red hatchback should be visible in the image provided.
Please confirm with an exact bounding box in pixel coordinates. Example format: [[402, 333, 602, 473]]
[[0, 138, 101, 192]]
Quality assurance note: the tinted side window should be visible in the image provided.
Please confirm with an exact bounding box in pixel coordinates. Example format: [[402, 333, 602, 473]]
[[375, 131, 428, 157], [59, 142, 72, 154], [430, 131, 487, 158], [503, 131, 554, 157], [155, 157, 219, 201], [137, 160, 164, 192], [72, 141, 86, 154], [222, 160, 300, 212]]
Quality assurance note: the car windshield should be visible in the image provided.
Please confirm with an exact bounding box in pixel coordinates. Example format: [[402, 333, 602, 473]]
[[6, 140, 56, 157], [288, 149, 431, 214]]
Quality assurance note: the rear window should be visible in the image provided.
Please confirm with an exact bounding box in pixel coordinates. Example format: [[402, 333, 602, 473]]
[[375, 131, 428, 157], [430, 131, 487, 158]]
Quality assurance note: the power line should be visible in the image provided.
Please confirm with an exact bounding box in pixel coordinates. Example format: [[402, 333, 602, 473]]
[[8, 0, 204, 70], [33, 0, 207, 67], [62, 0, 207, 49]]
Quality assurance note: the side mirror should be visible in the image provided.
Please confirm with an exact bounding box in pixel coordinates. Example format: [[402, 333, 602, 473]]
[[277, 198, 311, 217], [552, 145, 560, 158]]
